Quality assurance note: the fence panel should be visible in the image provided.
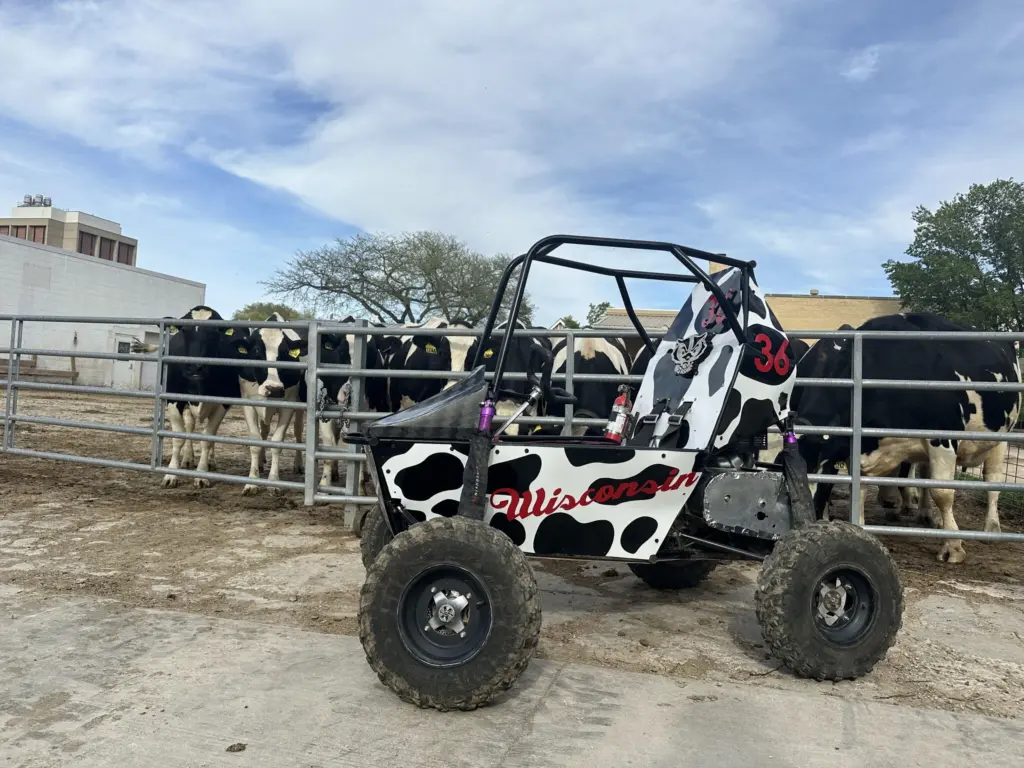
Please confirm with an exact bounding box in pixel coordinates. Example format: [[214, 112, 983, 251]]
[[1, 314, 1023, 545]]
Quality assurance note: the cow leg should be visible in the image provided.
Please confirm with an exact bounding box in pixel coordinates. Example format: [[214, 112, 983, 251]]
[[162, 405, 187, 488], [982, 442, 1008, 534], [927, 442, 966, 563], [181, 407, 196, 469], [292, 414, 305, 475], [242, 405, 263, 495], [267, 408, 294, 494], [193, 403, 227, 488], [318, 419, 338, 488]]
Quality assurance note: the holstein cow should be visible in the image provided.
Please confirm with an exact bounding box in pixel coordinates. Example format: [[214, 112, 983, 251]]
[[547, 332, 631, 436], [236, 312, 309, 495], [796, 312, 1021, 563], [385, 317, 454, 411], [132, 306, 249, 488], [314, 319, 390, 490], [464, 319, 550, 435]]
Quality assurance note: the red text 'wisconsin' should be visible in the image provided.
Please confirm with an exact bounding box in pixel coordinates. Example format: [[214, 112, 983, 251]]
[[490, 468, 699, 520]]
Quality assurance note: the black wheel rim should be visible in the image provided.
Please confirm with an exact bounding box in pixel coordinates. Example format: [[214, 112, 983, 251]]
[[396, 564, 493, 668], [810, 566, 878, 646]]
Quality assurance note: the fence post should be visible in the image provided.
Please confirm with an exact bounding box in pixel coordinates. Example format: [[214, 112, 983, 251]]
[[7, 320, 24, 449], [562, 330, 575, 436], [303, 319, 320, 507], [849, 332, 863, 525], [345, 319, 368, 532], [149, 321, 168, 469], [2, 318, 16, 450]]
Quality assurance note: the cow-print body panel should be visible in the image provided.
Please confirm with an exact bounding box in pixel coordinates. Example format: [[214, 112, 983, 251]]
[[630, 268, 796, 451], [376, 443, 701, 560]]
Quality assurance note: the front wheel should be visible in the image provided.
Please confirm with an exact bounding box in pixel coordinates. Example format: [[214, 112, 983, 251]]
[[358, 516, 541, 711], [754, 520, 903, 680]]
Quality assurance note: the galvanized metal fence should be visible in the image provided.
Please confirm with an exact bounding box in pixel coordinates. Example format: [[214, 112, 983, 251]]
[[2, 315, 1023, 544]]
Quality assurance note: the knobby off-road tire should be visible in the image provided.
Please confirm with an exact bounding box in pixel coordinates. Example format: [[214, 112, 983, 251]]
[[359, 504, 394, 570], [358, 516, 542, 711], [755, 520, 903, 681], [629, 560, 718, 590]]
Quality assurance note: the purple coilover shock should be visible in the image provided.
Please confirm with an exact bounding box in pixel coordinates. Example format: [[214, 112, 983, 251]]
[[478, 399, 496, 432]]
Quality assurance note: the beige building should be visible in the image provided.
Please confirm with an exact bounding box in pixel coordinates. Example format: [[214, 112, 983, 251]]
[[591, 259, 904, 359], [0, 195, 138, 266]]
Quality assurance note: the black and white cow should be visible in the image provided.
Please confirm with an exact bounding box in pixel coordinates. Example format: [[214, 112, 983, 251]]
[[385, 317, 454, 411], [237, 312, 309, 494], [547, 333, 631, 436], [464, 319, 550, 435], [796, 312, 1022, 563], [134, 306, 249, 488], [314, 321, 390, 490], [789, 324, 919, 513]]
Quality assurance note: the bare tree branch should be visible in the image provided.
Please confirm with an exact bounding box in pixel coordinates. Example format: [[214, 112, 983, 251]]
[[262, 231, 536, 325]]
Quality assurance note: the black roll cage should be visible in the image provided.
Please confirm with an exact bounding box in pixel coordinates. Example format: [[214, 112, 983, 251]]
[[472, 234, 758, 402]]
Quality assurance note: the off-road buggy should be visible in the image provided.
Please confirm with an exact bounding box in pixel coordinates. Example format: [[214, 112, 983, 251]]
[[346, 235, 904, 712]]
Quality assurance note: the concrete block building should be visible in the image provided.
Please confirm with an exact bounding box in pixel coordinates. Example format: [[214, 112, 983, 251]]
[[1, 198, 204, 390]]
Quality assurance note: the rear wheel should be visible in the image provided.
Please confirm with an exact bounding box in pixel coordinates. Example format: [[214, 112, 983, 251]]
[[755, 520, 903, 680], [359, 504, 393, 570], [629, 560, 717, 589], [358, 516, 541, 711]]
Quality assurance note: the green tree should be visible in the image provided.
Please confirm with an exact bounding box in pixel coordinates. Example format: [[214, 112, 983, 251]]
[[587, 301, 611, 326], [883, 178, 1024, 331], [231, 302, 311, 321], [263, 230, 534, 326], [557, 315, 581, 328]]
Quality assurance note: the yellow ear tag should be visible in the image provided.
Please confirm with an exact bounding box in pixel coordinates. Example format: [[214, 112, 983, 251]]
[[224, 328, 234, 336], [237, 345, 247, 354], [288, 348, 302, 359], [835, 461, 848, 472], [168, 326, 179, 335], [425, 343, 438, 354], [531, 424, 543, 434], [324, 343, 334, 351], [483, 349, 494, 358]]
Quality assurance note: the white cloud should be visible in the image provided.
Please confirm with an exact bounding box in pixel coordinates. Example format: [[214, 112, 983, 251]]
[[2, 1, 1024, 326], [840, 45, 881, 83]]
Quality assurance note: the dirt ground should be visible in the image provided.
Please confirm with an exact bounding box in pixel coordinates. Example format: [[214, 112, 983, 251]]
[[3, 391, 1024, 721]]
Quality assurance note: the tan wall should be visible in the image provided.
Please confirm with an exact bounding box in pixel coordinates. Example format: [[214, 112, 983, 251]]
[[765, 295, 904, 342], [0, 217, 66, 248]]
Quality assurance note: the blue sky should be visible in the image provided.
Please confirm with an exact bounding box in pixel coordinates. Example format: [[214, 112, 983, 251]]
[[1, 0, 1023, 325]]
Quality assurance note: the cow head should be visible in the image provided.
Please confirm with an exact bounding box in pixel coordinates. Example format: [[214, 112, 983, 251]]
[[793, 323, 856, 491], [167, 306, 246, 381], [466, 319, 540, 395], [388, 327, 453, 409], [243, 312, 309, 398]]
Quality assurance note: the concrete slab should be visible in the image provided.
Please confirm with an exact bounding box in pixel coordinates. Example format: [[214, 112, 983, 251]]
[[1, 586, 1022, 768]]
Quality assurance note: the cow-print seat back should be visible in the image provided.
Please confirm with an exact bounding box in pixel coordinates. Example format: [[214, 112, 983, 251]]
[[625, 267, 797, 452]]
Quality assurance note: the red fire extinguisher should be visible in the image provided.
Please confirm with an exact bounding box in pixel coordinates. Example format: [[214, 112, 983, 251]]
[[603, 384, 634, 443]]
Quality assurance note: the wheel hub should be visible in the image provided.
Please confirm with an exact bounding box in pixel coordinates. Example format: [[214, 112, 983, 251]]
[[817, 578, 850, 626], [428, 589, 470, 635]]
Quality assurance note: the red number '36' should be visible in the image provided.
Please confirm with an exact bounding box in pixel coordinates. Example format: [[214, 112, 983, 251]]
[[753, 333, 791, 376]]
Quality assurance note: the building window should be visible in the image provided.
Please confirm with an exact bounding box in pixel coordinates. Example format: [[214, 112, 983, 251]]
[[78, 231, 96, 256], [117, 341, 131, 355], [29, 225, 46, 244], [0, 225, 8, 236], [98, 237, 115, 260], [11, 225, 27, 239], [116, 242, 135, 265]]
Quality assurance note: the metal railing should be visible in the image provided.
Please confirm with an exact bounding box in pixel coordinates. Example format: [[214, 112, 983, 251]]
[[1, 315, 1023, 544]]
